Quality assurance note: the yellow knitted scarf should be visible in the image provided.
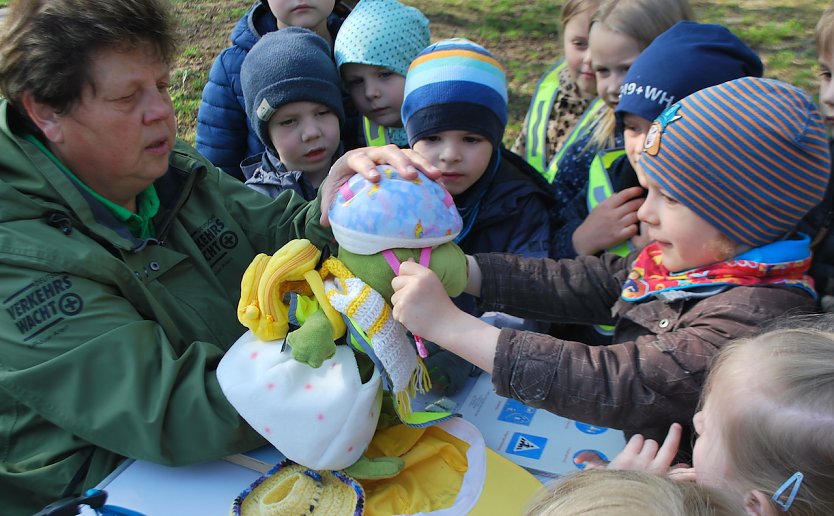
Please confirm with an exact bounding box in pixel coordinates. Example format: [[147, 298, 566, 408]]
[[321, 257, 430, 418]]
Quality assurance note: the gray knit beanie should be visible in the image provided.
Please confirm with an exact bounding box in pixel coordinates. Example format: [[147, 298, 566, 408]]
[[334, 0, 430, 76], [241, 27, 345, 154]]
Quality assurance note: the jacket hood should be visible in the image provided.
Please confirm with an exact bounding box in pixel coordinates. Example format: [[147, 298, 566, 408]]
[[0, 101, 73, 224], [231, 3, 277, 51]]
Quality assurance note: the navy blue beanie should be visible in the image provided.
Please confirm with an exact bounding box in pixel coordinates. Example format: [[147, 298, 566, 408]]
[[241, 27, 345, 154], [616, 21, 763, 123]]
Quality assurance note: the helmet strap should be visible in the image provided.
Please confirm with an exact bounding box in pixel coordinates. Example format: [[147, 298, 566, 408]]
[[381, 247, 432, 275], [381, 247, 433, 358]]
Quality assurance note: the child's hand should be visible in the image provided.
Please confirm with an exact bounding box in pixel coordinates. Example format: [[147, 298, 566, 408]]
[[390, 260, 458, 343], [393, 260, 501, 373], [576, 422, 683, 475], [571, 186, 645, 256], [320, 145, 440, 225]]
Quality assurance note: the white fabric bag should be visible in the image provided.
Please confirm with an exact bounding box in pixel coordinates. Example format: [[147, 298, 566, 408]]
[[217, 330, 382, 471]]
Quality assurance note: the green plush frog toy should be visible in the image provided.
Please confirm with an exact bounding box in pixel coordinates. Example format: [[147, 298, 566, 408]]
[[233, 165, 467, 479]]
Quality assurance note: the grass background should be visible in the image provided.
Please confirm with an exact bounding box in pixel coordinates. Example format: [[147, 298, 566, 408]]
[[161, 0, 830, 145]]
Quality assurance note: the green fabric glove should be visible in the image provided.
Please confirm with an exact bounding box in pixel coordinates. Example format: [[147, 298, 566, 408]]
[[343, 455, 405, 480], [286, 308, 336, 368]]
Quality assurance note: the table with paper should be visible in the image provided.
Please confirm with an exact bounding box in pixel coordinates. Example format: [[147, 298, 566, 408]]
[[84, 371, 626, 515]]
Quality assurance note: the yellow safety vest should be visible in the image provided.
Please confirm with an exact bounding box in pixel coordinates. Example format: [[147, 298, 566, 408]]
[[523, 60, 566, 174], [542, 97, 606, 184], [586, 147, 633, 257], [587, 148, 632, 337], [363, 116, 390, 147]]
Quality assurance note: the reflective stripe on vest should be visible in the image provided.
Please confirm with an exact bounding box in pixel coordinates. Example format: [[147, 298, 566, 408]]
[[524, 60, 566, 174], [543, 97, 606, 184], [363, 116, 390, 147], [586, 147, 633, 257]]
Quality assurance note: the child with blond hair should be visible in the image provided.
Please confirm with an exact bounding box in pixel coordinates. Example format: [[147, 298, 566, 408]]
[[817, 1, 834, 135], [391, 77, 829, 453], [549, 0, 693, 211], [692, 325, 834, 514], [585, 320, 834, 515], [512, 0, 599, 179], [524, 468, 742, 516], [798, 2, 834, 303]]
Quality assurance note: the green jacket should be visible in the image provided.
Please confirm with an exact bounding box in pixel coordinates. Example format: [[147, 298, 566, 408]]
[[0, 99, 334, 514]]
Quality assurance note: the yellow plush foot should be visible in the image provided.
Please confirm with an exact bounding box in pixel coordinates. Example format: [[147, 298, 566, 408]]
[[237, 239, 321, 341]]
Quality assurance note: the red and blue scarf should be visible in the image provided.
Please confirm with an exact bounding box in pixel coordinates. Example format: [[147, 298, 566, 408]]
[[621, 241, 815, 302]]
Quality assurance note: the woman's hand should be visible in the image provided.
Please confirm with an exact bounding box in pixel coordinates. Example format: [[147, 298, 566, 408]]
[[320, 145, 439, 225]]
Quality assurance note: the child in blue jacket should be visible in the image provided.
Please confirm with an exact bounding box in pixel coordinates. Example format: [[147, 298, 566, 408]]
[[240, 28, 345, 200], [196, 0, 347, 180]]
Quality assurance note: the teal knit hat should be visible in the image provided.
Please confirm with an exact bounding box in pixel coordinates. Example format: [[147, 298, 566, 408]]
[[333, 0, 430, 76], [641, 77, 830, 247]]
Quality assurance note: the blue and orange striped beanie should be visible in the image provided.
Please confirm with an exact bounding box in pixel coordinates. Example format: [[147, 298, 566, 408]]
[[401, 38, 508, 148], [640, 77, 831, 247]]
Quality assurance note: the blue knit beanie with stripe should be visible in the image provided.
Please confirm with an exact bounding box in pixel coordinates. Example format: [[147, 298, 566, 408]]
[[401, 38, 508, 148], [615, 21, 763, 123], [334, 0, 430, 76], [640, 77, 830, 247]]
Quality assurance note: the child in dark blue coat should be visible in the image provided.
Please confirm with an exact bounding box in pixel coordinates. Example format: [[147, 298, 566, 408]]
[[196, 0, 347, 180], [402, 38, 554, 262], [401, 38, 555, 393]]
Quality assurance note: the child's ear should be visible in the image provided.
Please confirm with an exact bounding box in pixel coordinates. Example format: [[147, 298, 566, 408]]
[[743, 490, 779, 516], [21, 91, 64, 143]]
